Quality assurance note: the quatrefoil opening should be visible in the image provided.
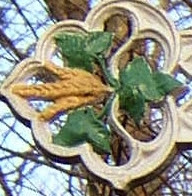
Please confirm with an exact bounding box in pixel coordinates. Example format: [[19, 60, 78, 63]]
[[1, 0, 192, 190]]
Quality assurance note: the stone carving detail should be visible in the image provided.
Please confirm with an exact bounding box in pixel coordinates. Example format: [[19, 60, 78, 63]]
[[11, 61, 111, 120], [1, 0, 192, 190]]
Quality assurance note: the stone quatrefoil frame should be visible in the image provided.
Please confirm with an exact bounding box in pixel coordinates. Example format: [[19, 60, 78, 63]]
[[1, 0, 192, 190]]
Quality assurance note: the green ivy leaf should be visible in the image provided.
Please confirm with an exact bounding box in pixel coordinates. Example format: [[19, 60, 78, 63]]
[[119, 85, 145, 125], [53, 108, 111, 154], [55, 33, 93, 72], [119, 57, 182, 124], [85, 32, 113, 54], [54, 32, 113, 72], [153, 72, 182, 96], [119, 57, 161, 101]]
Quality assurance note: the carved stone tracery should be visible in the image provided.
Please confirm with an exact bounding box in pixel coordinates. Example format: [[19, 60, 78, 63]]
[[1, 0, 192, 190]]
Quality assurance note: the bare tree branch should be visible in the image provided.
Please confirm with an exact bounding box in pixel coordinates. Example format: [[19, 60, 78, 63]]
[[10, 0, 39, 40], [44, 0, 89, 21], [183, 0, 192, 9], [0, 28, 27, 61], [0, 145, 87, 179], [0, 167, 13, 196]]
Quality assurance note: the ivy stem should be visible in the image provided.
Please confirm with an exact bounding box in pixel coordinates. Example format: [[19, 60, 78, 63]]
[[97, 94, 114, 120], [94, 55, 119, 89]]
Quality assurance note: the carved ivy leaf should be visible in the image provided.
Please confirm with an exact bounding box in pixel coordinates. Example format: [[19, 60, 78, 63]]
[[85, 31, 113, 54], [55, 33, 93, 72], [54, 31, 113, 72], [53, 107, 111, 154], [119, 57, 182, 124], [152, 72, 182, 96], [119, 57, 161, 101], [118, 85, 145, 125]]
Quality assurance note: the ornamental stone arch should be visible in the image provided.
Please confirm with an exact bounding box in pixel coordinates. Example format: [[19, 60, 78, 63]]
[[1, 0, 192, 191]]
